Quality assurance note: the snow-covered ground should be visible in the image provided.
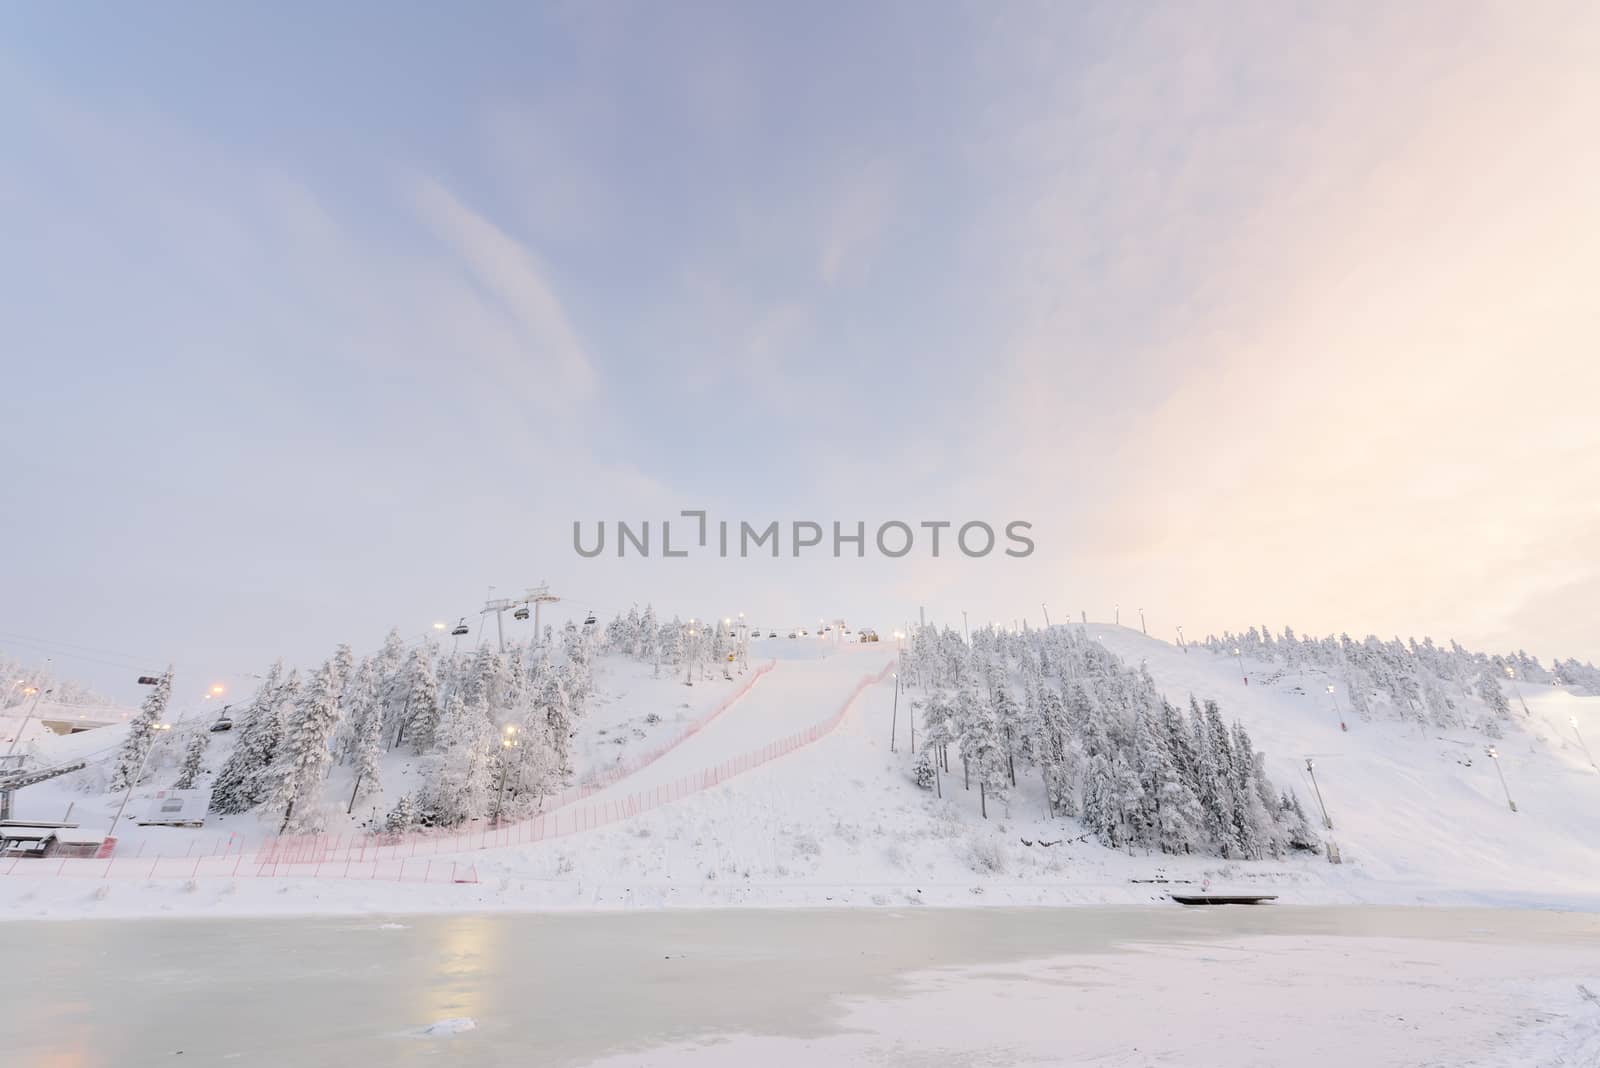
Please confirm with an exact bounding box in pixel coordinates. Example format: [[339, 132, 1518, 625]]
[[3, 626, 1598, 919]]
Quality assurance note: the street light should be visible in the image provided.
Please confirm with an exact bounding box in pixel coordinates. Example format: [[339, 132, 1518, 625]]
[[1485, 746, 1517, 812], [495, 724, 521, 823], [4, 685, 52, 758], [890, 672, 899, 753], [1138, 608, 1146, 635], [1327, 684, 1348, 732], [1176, 625, 1186, 653], [1304, 758, 1334, 830], [107, 723, 172, 836], [1233, 647, 1247, 685], [1114, 603, 1120, 626]]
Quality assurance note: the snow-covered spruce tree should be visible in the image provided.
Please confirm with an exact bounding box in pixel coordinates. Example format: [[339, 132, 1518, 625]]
[[420, 693, 496, 826], [920, 692, 957, 773], [371, 628, 409, 742], [173, 726, 210, 790], [210, 661, 287, 814], [1279, 791, 1322, 853], [343, 658, 384, 815], [331, 643, 356, 699], [1192, 699, 1239, 856], [110, 667, 173, 792], [402, 646, 441, 754], [267, 660, 341, 834], [639, 605, 660, 671], [384, 791, 419, 832], [1229, 720, 1279, 859], [562, 620, 593, 708], [536, 667, 574, 779]]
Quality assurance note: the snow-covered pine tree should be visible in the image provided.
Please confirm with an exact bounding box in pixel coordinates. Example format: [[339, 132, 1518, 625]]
[[1192, 698, 1238, 856], [343, 658, 384, 815], [173, 726, 210, 790], [1280, 791, 1322, 853], [110, 667, 173, 792], [420, 693, 495, 826], [267, 659, 341, 834], [536, 667, 573, 780], [210, 661, 288, 814], [403, 646, 441, 754]]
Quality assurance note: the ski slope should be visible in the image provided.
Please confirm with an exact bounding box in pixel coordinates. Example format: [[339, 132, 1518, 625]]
[[2, 625, 1597, 918]]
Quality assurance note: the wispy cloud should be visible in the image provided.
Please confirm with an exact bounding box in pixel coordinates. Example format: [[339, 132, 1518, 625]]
[[409, 175, 596, 407]]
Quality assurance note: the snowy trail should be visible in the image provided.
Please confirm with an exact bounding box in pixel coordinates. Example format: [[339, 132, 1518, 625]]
[[572, 643, 896, 810]]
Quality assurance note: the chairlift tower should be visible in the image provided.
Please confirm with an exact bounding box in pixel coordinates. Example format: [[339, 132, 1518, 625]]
[[524, 582, 562, 643]]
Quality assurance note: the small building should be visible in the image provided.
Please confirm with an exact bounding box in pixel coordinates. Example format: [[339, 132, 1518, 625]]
[[0, 822, 110, 859]]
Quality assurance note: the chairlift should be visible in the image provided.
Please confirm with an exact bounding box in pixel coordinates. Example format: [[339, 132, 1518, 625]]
[[451, 618, 470, 637], [583, 612, 597, 627], [209, 706, 234, 733], [513, 604, 530, 621]]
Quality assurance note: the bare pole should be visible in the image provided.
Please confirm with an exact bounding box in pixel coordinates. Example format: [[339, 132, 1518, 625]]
[[1041, 603, 1051, 628], [1139, 608, 1146, 635]]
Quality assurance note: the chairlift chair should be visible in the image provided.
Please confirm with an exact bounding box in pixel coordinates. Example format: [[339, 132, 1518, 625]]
[[451, 618, 470, 637], [209, 706, 234, 732], [513, 605, 530, 621], [583, 612, 597, 627]]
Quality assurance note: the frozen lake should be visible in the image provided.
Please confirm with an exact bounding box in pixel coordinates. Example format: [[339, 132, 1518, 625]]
[[4, 906, 1598, 1066]]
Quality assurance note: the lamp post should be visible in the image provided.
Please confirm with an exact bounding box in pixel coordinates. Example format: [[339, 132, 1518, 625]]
[[1138, 608, 1146, 635], [1233, 647, 1247, 685], [496, 725, 520, 824], [107, 722, 171, 836], [1327, 684, 1348, 732], [962, 611, 969, 645], [1305, 758, 1333, 830], [685, 625, 698, 686], [1485, 746, 1517, 811], [1176, 625, 1186, 653], [1570, 716, 1598, 771], [1041, 603, 1051, 628], [1505, 666, 1532, 716], [1114, 603, 1120, 626]]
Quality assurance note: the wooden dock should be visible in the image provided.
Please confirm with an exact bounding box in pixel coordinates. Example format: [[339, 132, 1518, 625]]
[[1170, 893, 1278, 906]]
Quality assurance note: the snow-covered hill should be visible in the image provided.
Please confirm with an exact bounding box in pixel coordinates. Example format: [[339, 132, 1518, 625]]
[[2, 624, 1596, 919]]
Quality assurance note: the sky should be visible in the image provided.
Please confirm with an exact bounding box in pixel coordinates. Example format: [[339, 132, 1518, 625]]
[[2, 2, 1596, 704]]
